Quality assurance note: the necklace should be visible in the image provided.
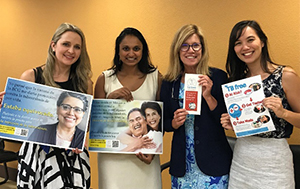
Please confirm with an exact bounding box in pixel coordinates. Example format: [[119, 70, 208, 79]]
[[57, 130, 75, 141]]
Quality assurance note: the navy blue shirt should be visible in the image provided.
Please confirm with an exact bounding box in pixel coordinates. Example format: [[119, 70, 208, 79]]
[[29, 122, 85, 149]]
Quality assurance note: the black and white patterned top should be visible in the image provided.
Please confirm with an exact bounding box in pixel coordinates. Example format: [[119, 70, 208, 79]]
[[256, 66, 293, 138], [17, 66, 90, 188]]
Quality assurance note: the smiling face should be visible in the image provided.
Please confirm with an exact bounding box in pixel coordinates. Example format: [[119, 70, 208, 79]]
[[119, 35, 143, 67], [51, 31, 82, 67], [234, 26, 264, 65], [179, 34, 202, 71], [128, 110, 148, 137], [145, 108, 161, 131], [259, 115, 269, 123], [57, 96, 84, 129]]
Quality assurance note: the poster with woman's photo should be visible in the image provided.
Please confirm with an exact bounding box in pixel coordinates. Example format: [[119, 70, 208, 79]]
[[0, 77, 93, 150], [221, 75, 275, 137], [89, 99, 163, 154]]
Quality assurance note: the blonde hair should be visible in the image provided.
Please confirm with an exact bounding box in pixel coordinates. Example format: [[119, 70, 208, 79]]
[[43, 23, 92, 93], [164, 24, 210, 81]]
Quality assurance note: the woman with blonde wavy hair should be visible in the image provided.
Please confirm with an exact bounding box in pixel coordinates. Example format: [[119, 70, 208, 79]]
[[164, 25, 210, 82], [42, 23, 91, 92], [160, 24, 232, 188], [16, 22, 93, 188]]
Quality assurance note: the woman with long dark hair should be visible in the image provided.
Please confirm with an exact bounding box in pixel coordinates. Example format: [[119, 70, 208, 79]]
[[94, 27, 162, 189], [221, 20, 300, 188]]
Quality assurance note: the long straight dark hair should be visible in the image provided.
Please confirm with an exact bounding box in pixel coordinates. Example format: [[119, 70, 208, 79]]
[[226, 20, 278, 81], [110, 27, 156, 75]]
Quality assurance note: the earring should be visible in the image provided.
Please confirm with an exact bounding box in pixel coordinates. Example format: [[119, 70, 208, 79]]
[[118, 60, 122, 66]]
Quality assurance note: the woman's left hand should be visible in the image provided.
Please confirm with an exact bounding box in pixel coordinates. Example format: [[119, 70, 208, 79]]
[[70, 132, 87, 154], [220, 113, 234, 130], [72, 148, 83, 154], [263, 96, 286, 118], [136, 152, 154, 164], [198, 75, 213, 99]]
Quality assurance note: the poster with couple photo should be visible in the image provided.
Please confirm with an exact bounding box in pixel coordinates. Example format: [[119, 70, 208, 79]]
[[0, 77, 93, 151], [221, 75, 276, 137], [89, 99, 163, 154]]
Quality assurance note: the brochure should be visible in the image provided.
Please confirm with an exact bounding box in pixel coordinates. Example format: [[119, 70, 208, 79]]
[[183, 73, 202, 115], [0, 77, 93, 150], [89, 99, 163, 154], [221, 75, 275, 137]]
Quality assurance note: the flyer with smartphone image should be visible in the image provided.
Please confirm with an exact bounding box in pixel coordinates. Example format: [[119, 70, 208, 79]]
[[183, 73, 202, 115], [221, 75, 275, 137], [0, 77, 93, 150]]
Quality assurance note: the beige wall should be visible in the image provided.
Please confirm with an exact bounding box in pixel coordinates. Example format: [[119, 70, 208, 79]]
[[1, 0, 299, 188]]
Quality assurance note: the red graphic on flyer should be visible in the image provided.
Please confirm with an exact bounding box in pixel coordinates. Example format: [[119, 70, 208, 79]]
[[185, 91, 198, 111]]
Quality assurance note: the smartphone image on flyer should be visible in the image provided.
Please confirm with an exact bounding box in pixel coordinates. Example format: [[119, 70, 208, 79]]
[[183, 73, 202, 115]]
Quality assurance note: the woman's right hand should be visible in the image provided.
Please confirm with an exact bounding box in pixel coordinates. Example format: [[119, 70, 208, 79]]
[[172, 109, 188, 129], [131, 136, 155, 150], [107, 87, 133, 101], [0, 91, 5, 108], [220, 113, 233, 130], [122, 136, 155, 152], [136, 153, 154, 165]]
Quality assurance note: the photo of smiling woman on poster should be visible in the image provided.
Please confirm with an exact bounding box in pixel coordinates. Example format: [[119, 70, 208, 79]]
[[141, 101, 162, 132], [29, 91, 88, 149]]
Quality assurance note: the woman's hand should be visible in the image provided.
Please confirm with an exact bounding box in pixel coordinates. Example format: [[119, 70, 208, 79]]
[[129, 136, 155, 150], [198, 75, 218, 111], [121, 136, 156, 152], [220, 113, 233, 130], [71, 137, 87, 154], [263, 96, 286, 118], [0, 91, 5, 108], [107, 87, 133, 101], [136, 136, 156, 149], [198, 75, 213, 99], [72, 148, 83, 154], [84, 135, 89, 148], [172, 109, 188, 129], [136, 152, 154, 164]]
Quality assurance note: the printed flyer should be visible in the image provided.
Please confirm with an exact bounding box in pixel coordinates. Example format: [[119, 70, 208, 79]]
[[183, 73, 202, 115], [0, 77, 93, 150], [89, 99, 163, 154], [221, 75, 275, 137]]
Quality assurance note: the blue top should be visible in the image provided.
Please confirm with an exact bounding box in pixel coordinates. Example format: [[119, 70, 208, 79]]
[[160, 67, 232, 177]]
